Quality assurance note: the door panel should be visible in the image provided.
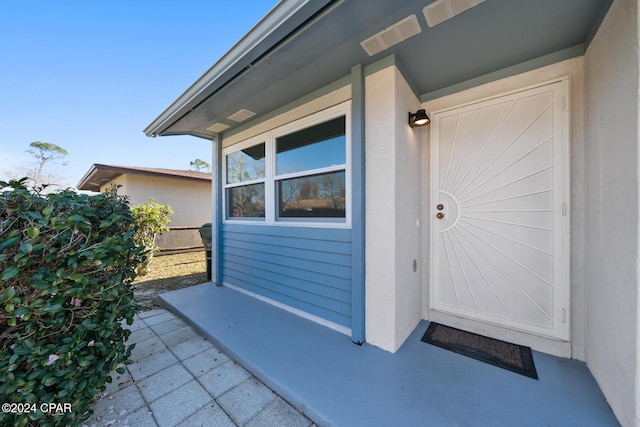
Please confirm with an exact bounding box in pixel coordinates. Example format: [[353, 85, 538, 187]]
[[430, 80, 569, 340]]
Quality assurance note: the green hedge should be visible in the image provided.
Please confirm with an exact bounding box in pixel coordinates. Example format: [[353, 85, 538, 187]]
[[0, 179, 144, 426]]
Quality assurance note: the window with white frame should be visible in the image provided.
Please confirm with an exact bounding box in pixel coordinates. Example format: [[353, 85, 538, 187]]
[[225, 141, 266, 219], [223, 103, 350, 226]]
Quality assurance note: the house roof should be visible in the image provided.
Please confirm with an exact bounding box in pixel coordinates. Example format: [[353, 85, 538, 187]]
[[77, 164, 211, 192], [144, 0, 612, 140]]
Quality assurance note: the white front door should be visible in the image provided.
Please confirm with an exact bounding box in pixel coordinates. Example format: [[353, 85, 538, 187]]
[[429, 79, 570, 340]]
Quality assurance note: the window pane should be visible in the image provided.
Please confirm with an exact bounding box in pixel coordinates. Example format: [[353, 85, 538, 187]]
[[276, 117, 345, 175], [226, 143, 265, 184], [278, 171, 345, 218], [227, 183, 265, 218]]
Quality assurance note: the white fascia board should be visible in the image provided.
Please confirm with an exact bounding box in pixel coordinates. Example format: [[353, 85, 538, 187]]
[[76, 163, 99, 190], [144, 0, 329, 138]]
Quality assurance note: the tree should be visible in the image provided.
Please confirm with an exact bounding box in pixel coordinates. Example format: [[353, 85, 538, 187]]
[[25, 141, 69, 190], [189, 158, 211, 172]]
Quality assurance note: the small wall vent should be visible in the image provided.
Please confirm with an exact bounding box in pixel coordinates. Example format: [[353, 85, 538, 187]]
[[360, 14, 422, 57], [206, 122, 230, 132], [423, 0, 485, 28], [228, 109, 256, 122]]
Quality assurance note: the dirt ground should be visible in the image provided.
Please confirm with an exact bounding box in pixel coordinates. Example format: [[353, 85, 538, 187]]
[[133, 251, 208, 310]]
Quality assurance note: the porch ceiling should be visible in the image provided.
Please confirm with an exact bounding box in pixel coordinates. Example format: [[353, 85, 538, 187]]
[[145, 0, 611, 140]]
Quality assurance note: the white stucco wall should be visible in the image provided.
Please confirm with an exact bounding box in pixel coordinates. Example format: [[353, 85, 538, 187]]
[[365, 62, 423, 352], [102, 174, 212, 251], [423, 57, 584, 358], [365, 66, 398, 351], [106, 174, 211, 227], [394, 68, 424, 349], [583, 0, 640, 425]]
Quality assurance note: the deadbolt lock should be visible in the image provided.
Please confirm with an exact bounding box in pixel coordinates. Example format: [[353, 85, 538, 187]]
[[436, 204, 444, 210], [436, 212, 445, 219]]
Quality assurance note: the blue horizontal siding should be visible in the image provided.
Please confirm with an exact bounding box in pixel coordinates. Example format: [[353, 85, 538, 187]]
[[222, 245, 352, 281], [226, 275, 351, 326], [223, 264, 351, 314], [223, 257, 351, 299], [223, 223, 351, 241], [221, 223, 352, 328], [223, 229, 351, 255], [223, 250, 351, 290]]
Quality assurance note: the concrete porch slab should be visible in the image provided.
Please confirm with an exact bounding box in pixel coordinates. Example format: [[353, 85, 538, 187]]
[[159, 283, 620, 427]]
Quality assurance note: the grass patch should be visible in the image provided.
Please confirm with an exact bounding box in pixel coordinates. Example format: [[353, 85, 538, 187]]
[[133, 251, 207, 310]]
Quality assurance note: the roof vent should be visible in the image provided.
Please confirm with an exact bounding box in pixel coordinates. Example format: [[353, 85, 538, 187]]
[[360, 14, 422, 56], [228, 108, 256, 122], [206, 122, 230, 133], [423, 0, 485, 28]]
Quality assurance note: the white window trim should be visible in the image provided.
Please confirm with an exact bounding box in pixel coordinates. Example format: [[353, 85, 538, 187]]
[[222, 101, 352, 228]]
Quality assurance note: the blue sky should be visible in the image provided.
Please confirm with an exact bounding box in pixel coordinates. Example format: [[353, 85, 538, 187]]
[[0, 1, 278, 188]]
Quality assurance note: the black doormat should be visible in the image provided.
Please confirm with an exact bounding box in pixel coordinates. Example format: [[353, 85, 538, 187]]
[[421, 323, 538, 379]]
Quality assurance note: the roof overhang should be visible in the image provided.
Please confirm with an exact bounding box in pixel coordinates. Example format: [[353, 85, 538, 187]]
[[145, 0, 612, 140], [144, 0, 337, 139], [77, 164, 211, 192]]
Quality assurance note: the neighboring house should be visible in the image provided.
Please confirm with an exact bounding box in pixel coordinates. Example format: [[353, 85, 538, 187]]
[[144, 0, 638, 425], [77, 164, 212, 252]]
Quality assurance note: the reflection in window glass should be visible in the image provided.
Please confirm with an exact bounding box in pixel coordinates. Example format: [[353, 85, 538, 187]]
[[226, 143, 265, 184], [278, 171, 345, 218], [276, 117, 345, 175], [227, 183, 265, 218]]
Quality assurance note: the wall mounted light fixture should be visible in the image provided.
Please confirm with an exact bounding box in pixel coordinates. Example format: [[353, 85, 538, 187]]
[[408, 109, 430, 127]]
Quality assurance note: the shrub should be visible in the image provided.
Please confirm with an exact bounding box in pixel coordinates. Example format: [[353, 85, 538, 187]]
[[130, 198, 172, 276], [0, 179, 144, 427]]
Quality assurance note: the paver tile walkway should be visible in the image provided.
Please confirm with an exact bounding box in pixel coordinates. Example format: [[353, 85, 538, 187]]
[[83, 309, 313, 427]]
